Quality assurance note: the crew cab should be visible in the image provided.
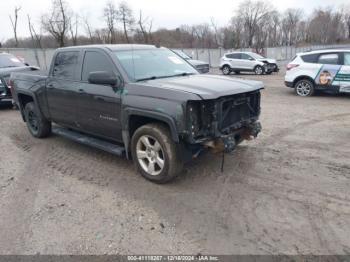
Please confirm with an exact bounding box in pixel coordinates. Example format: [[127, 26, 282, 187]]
[[0, 53, 38, 105], [11, 45, 263, 183], [285, 49, 350, 96], [220, 52, 279, 75]]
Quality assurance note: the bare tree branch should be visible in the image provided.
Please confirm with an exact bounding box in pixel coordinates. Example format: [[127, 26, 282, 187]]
[[9, 6, 21, 47]]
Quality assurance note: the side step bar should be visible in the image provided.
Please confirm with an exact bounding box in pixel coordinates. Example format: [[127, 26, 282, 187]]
[[52, 126, 125, 157]]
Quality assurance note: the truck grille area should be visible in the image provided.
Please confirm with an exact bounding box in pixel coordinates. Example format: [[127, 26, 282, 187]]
[[187, 90, 261, 141], [218, 91, 260, 134]]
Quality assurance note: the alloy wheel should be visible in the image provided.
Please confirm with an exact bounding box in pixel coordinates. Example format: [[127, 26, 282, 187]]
[[296, 81, 312, 96], [136, 135, 165, 176]]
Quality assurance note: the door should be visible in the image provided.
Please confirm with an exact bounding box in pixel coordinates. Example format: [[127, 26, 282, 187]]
[[314, 53, 342, 90], [241, 53, 256, 70], [78, 50, 123, 141], [46, 51, 80, 127], [226, 53, 242, 69], [338, 52, 350, 93]]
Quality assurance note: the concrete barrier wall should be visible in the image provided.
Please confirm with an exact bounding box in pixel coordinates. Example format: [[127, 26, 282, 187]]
[[2, 44, 350, 70]]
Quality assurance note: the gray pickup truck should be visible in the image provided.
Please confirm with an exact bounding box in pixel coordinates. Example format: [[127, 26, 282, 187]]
[[11, 44, 263, 183]]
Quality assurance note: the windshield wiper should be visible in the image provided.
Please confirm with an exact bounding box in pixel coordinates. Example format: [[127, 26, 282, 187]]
[[169, 72, 195, 77], [136, 76, 158, 82], [136, 72, 195, 82]]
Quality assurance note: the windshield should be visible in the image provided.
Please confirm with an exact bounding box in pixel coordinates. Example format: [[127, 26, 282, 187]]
[[249, 53, 265, 59], [173, 50, 191, 60], [0, 54, 25, 68], [114, 48, 198, 82]]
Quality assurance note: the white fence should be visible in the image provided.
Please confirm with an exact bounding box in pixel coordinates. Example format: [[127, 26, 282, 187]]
[[1, 44, 350, 70]]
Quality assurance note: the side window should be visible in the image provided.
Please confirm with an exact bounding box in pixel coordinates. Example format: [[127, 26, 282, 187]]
[[317, 53, 340, 65], [301, 54, 319, 63], [226, 53, 241, 59], [82, 51, 115, 81], [52, 51, 79, 79], [241, 53, 253, 60], [344, 53, 350, 66]]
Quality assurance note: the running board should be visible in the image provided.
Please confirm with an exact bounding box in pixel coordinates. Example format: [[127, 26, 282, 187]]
[[52, 126, 125, 157]]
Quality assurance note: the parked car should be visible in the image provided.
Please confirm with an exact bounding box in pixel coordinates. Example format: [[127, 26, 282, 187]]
[[0, 53, 38, 106], [172, 49, 210, 73], [220, 52, 279, 75], [11, 44, 263, 183], [285, 49, 350, 97]]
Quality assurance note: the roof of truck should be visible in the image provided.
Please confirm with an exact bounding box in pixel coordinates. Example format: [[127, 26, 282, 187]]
[[57, 44, 161, 52]]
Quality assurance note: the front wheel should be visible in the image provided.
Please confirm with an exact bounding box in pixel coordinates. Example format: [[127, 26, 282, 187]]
[[254, 65, 264, 75], [222, 65, 231, 75], [131, 123, 183, 183], [294, 79, 315, 97], [24, 102, 51, 138]]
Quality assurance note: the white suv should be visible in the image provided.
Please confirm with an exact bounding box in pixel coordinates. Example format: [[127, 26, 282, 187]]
[[285, 49, 350, 96], [220, 52, 278, 75]]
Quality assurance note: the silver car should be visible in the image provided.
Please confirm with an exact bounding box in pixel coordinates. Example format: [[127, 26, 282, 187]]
[[220, 52, 278, 75]]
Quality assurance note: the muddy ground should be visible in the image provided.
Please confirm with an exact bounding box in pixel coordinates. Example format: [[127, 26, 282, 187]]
[[0, 70, 349, 255]]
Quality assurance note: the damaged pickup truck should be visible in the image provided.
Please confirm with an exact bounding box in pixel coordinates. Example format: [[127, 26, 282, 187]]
[[11, 45, 263, 183]]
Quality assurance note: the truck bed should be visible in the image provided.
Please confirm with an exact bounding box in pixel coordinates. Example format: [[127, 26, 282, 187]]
[[11, 70, 48, 82]]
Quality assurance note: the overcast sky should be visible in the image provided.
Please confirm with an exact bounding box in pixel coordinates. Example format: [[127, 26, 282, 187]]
[[0, 0, 349, 41]]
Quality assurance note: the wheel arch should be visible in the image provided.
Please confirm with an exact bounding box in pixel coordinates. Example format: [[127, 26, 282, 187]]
[[221, 64, 231, 70], [121, 109, 179, 156], [293, 75, 315, 88], [17, 92, 35, 122]]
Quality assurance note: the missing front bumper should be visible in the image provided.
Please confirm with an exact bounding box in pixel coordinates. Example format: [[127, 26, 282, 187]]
[[203, 121, 262, 153]]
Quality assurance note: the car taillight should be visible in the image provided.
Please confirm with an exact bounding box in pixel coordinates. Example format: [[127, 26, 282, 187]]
[[286, 64, 299, 70]]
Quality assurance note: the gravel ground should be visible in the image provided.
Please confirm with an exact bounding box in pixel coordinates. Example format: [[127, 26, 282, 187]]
[[0, 70, 349, 255]]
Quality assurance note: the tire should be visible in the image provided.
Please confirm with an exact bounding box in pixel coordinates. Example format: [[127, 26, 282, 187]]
[[131, 123, 183, 184], [294, 79, 315, 97], [24, 102, 51, 138], [234, 71, 240, 74], [222, 65, 231, 75], [265, 71, 273, 75], [254, 65, 264, 75]]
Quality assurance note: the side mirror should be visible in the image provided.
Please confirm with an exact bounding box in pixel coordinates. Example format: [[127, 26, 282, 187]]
[[88, 71, 122, 87], [249, 57, 255, 61]]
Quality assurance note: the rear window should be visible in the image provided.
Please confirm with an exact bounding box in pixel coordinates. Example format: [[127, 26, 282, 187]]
[[52, 51, 79, 79], [301, 54, 319, 63]]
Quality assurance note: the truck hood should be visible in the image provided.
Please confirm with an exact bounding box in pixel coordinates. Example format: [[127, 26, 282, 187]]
[[138, 74, 264, 100]]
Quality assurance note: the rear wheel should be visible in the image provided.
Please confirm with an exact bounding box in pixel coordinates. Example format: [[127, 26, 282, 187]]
[[24, 102, 51, 138], [222, 65, 231, 75], [131, 123, 183, 183], [294, 79, 315, 97]]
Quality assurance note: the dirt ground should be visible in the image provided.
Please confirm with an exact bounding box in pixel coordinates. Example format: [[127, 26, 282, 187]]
[[0, 69, 350, 255]]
